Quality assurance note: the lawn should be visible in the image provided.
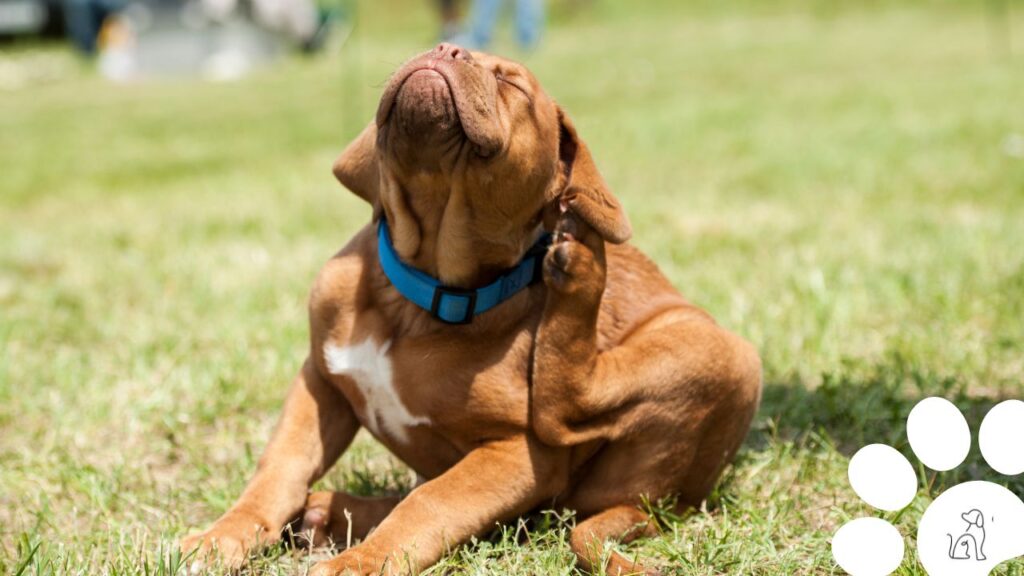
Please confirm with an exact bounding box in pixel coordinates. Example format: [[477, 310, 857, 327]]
[[1, 0, 1023, 574]]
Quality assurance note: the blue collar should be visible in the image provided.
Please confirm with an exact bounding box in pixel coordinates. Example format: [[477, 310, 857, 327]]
[[377, 220, 552, 325]]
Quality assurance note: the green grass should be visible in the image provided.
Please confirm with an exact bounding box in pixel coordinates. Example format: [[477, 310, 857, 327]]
[[2, 0, 1023, 573]]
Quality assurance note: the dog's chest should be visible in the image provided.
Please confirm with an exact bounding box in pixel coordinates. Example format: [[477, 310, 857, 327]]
[[322, 339, 430, 443]]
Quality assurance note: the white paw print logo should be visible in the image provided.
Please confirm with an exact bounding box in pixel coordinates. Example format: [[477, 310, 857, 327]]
[[832, 398, 1024, 576]]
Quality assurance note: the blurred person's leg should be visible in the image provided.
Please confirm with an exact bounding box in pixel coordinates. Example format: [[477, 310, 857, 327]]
[[63, 0, 126, 55], [438, 0, 460, 41], [468, 0, 502, 49], [514, 0, 542, 49], [63, 0, 103, 54]]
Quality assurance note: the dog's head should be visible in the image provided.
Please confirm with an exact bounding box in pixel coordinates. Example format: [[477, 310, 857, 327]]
[[333, 44, 630, 286], [962, 509, 984, 528]]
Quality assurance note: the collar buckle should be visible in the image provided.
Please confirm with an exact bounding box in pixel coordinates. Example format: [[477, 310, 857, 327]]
[[430, 285, 477, 325]]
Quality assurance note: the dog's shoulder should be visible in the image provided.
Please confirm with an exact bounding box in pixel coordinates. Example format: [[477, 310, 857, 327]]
[[307, 224, 381, 342]]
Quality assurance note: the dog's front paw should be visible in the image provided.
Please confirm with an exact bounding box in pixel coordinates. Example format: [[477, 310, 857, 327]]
[[180, 511, 276, 572], [308, 546, 397, 576], [543, 212, 606, 300]]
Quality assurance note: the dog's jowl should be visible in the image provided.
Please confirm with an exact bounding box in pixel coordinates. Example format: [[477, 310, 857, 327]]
[[181, 44, 762, 576]]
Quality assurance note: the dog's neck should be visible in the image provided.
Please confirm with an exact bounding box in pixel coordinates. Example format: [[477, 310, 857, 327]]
[[382, 180, 542, 289], [389, 218, 543, 288]]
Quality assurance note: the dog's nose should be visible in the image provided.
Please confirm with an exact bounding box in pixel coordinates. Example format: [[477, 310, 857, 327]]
[[433, 43, 473, 63]]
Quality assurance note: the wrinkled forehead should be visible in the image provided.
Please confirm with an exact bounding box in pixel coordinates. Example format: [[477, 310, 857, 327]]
[[471, 51, 543, 90]]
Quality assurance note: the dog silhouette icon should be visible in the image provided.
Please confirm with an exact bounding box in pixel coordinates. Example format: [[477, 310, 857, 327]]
[[948, 509, 987, 561]]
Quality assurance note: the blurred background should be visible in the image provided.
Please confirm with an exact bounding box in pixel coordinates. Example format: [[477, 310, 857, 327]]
[[1, 0, 1023, 574]]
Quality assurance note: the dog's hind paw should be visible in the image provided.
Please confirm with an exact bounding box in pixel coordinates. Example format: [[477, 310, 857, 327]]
[[832, 398, 1024, 576], [543, 212, 605, 300]]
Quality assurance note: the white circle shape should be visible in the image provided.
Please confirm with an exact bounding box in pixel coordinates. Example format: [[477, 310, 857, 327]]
[[979, 399, 1024, 476], [906, 397, 971, 471], [848, 444, 916, 511], [832, 517, 904, 576]]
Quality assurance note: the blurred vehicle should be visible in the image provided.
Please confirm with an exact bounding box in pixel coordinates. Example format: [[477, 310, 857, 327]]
[[0, 0, 65, 38], [94, 0, 285, 80]]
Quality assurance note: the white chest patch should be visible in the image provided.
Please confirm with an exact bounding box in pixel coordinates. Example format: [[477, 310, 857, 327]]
[[322, 338, 429, 443]]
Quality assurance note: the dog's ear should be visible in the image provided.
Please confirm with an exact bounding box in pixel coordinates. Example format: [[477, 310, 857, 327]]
[[333, 122, 381, 213], [556, 107, 631, 244]]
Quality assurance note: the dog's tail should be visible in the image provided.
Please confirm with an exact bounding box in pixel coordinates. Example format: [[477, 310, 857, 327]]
[[947, 534, 955, 558]]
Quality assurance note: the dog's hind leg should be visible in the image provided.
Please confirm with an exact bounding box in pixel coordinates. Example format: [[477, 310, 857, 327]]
[[298, 491, 402, 548], [570, 505, 660, 576], [534, 214, 762, 451]]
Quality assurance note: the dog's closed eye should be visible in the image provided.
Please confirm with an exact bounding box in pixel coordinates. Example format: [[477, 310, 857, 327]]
[[495, 71, 531, 101]]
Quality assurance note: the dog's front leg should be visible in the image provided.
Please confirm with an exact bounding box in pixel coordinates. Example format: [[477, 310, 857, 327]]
[[180, 358, 359, 568], [309, 436, 568, 576]]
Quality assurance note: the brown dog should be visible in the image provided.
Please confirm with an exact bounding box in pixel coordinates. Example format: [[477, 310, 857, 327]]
[[181, 44, 762, 575]]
